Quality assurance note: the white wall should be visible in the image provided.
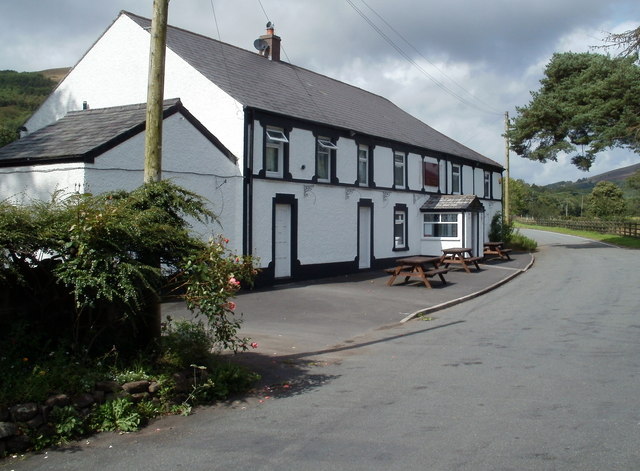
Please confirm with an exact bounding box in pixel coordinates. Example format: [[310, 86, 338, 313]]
[[374, 147, 393, 188], [407, 153, 422, 190], [289, 129, 315, 181], [337, 137, 357, 184], [0, 163, 86, 203], [462, 165, 474, 194]]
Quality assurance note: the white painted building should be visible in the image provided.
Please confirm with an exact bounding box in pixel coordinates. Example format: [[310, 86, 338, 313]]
[[0, 11, 504, 284]]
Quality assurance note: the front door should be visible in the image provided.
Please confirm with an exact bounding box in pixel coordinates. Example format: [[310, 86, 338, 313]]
[[274, 203, 292, 278], [358, 205, 372, 269]]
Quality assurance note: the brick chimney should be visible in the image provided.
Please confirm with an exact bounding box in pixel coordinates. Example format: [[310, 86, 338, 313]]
[[258, 23, 281, 61]]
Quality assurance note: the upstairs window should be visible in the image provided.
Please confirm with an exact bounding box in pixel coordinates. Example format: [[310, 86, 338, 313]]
[[316, 137, 337, 182], [423, 213, 459, 238], [265, 127, 287, 177], [451, 164, 461, 194], [423, 161, 439, 188], [394, 152, 406, 188], [484, 171, 491, 198], [358, 145, 369, 186]]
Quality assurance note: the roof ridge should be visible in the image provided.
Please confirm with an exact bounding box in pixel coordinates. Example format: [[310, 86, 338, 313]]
[[123, 10, 401, 108], [66, 98, 181, 116]]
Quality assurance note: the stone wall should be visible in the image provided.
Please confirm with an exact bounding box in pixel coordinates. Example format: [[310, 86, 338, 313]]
[[0, 377, 181, 456]]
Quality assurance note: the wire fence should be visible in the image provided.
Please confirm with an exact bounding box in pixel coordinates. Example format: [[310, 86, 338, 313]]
[[517, 217, 640, 239]]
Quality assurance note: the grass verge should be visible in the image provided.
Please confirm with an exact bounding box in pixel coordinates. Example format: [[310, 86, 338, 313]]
[[515, 222, 640, 249]]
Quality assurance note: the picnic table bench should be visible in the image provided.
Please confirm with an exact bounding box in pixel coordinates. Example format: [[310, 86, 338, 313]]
[[441, 247, 482, 273], [385, 256, 448, 288], [483, 241, 512, 260]]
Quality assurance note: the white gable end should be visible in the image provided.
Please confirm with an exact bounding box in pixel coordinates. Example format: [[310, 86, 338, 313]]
[[25, 13, 245, 167]]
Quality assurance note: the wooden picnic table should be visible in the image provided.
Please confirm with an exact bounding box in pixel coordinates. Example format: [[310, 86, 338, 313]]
[[441, 247, 482, 273], [483, 241, 512, 260], [385, 255, 449, 288]]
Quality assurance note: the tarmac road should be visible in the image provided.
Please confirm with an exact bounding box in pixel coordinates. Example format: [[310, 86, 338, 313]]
[[6, 230, 640, 470]]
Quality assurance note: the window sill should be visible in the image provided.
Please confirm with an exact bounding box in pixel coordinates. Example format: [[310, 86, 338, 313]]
[[422, 237, 459, 241], [392, 246, 410, 252]]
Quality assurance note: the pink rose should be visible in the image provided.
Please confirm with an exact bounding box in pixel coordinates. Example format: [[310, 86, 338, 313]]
[[229, 277, 240, 287], [250, 342, 258, 349], [227, 301, 236, 311]]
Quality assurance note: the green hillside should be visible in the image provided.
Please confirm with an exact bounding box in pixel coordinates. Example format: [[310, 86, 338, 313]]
[[0, 69, 61, 147]]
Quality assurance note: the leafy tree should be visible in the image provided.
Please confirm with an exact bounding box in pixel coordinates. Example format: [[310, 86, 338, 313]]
[[508, 178, 531, 216], [507, 52, 640, 170], [628, 169, 640, 193], [586, 181, 626, 219]]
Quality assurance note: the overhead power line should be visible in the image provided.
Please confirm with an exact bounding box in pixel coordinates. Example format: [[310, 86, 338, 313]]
[[344, 0, 502, 116]]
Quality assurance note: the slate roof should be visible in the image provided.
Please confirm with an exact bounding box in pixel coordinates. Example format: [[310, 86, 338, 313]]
[[420, 194, 485, 212], [124, 12, 502, 170], [0, 99, 226, 166]]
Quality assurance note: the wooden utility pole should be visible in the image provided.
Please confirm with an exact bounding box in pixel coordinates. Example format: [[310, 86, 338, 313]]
[[143, 0, 169, 343], [504, 111, 510, 224], [144, 0, 170, 183]]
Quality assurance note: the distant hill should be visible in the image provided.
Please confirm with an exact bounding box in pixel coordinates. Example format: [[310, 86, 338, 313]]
[[0, 68, 68, 147], [578, 162, 640, 184], [544, 161, 640, 192], [39, 67, 71, 83]]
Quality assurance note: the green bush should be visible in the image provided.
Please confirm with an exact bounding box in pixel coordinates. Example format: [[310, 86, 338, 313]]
[[159, 320, 215, 369], [489, 211, 514, 243], [91, 397, 141, 433]]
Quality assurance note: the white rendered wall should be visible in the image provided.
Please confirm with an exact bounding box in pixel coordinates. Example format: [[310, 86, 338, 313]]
[[407, 153, 421, 190], [289, 129, 315, 180], [0, 163, 86, 203], [24, 14, 246, 169], [462, 165, 474, 194], [87, 113, 243, 251], [374, 147, 393, 188], [337, 138, 357, 184], [473, 167, 483, 196]]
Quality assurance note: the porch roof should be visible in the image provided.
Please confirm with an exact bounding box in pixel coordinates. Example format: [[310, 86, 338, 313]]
[[420, 194, 485, 212]]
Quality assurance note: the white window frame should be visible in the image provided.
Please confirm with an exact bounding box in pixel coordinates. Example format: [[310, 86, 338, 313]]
[[394, 210, 406, 249], [394, 152, 405, 188], [423, 212, 460, 239], [316, 137, 335, 182], [358, 145, 369, 186], [265, 127, 286, 177], [265, 128, 288, 143], [451, 164, 461, 194]]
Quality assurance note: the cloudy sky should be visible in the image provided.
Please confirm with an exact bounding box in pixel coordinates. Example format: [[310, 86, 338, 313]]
[[1, 0, 638, 185]]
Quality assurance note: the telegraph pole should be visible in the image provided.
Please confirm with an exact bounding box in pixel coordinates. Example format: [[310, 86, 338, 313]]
[[143, 0, 170, 343], [144, 0, 170, 183], [504, 111, 510, 225]]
